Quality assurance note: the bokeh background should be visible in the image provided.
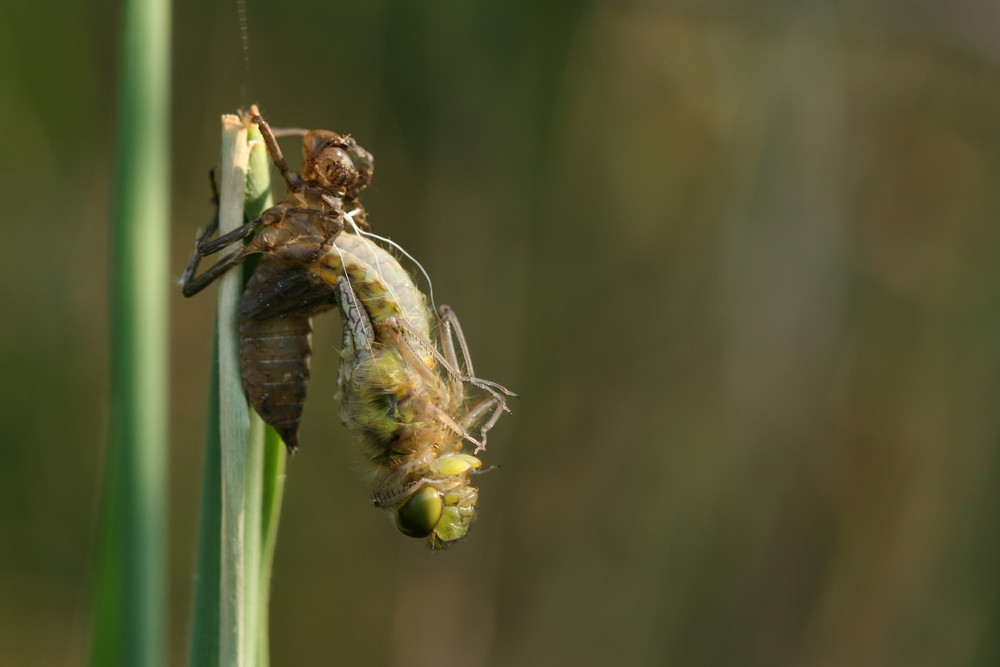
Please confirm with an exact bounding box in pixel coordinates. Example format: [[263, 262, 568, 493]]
[[4, 0, 1000, 665]]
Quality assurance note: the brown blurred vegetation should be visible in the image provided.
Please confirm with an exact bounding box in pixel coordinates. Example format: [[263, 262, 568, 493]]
[[3, 0, 1000, 665]]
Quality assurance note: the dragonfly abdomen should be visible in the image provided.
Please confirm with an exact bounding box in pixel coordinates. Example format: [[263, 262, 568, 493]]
[[338, 346, 421, 461], [239, 312, 314, 451]]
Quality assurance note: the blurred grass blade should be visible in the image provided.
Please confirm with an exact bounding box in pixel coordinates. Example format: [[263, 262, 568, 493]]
[[91, 0, 170, 663]]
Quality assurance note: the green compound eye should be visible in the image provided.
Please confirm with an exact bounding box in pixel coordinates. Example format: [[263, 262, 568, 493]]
[[395, 486, 443, 538]]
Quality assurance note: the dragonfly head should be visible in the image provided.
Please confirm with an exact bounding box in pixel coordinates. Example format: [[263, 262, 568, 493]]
[[393, 453, 481, 548], [302, 131, 374, 198]]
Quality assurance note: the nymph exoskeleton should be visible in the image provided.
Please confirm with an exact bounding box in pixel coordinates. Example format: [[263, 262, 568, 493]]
[[181, 109, 374, 451], [312, 232, 515, 548]]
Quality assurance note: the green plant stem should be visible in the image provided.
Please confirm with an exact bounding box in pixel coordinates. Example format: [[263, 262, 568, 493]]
[[92, 0, 170, 663], [189, 335, 221, 666], [257, 429, 286, 666], [189, 113, 283, 667], [244, 121, 284, 667], [215, 115, 255, 667]]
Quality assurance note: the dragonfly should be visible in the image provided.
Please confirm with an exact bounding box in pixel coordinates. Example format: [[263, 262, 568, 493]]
[[183, 110, 514, 546], [315, 228, 515, 547]]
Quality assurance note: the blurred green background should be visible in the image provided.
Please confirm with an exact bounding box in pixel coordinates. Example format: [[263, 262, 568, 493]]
[[4, 0, 1000, 665]]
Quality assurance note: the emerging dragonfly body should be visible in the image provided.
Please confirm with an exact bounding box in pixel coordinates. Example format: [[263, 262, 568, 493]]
[[183, 110, 514, 546], [314, 233, 513, 547]]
